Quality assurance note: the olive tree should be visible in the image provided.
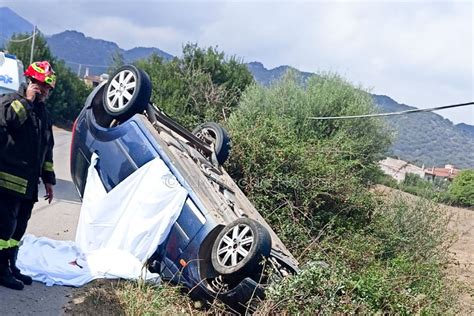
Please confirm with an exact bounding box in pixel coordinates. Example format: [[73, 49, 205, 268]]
[[135, 43, 254, 128], [226, 71, 391, 252], [449, 170, 474, 206]]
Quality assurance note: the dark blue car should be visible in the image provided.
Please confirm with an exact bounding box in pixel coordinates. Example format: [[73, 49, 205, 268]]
[[70, 65, 298, 312]]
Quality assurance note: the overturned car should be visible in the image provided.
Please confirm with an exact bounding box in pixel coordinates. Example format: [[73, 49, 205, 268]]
[[70, 65, 298, 311]]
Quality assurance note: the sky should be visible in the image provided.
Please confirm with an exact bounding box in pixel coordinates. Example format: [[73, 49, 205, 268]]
[[2, 0, 473, 125]]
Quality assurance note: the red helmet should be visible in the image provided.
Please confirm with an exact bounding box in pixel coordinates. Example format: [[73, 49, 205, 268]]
[[24, 61, 56, 89]]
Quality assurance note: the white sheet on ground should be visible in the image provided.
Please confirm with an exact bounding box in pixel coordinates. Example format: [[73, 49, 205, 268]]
[[17, 153, 188, 287]]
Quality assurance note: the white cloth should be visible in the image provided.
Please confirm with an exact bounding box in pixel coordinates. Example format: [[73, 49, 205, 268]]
[[17, 235, 92, 286], [17, 153, 187, 286]]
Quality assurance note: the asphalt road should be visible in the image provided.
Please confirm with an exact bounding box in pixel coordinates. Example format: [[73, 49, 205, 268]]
[[0, 129, 82, 316]]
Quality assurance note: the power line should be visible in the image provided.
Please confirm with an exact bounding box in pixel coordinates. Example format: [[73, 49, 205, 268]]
[[1, 30, 110, 75], [308, 101, 474, 120], [0, 33, 35, 42]]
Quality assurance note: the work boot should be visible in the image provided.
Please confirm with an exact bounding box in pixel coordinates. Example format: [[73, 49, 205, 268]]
[[0, 249, 24, 290], [8, 246, 32, 285]]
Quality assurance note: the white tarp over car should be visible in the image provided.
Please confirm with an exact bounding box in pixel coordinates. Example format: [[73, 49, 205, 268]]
[[17, 153, 188, 286]]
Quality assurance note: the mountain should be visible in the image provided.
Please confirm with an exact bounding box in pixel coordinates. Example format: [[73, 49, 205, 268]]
[[1, 7, 473, 169], [0, 7, 34, 48], [373, 95, 474, 169], [124, 47, 173, 64], [47, 30, 173, 76], [247, 61, 313, 86], [455, 123, 474, 138]]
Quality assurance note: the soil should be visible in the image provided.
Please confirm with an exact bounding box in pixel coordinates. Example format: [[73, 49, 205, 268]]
[[445, 201, 474, 313], [63, 279, 126, 315]]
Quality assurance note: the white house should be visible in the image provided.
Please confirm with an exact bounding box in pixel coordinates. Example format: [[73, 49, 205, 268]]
[[378, 157, 425, 183]]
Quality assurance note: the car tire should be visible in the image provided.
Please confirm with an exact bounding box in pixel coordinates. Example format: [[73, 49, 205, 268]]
[[192, 122, 231, 165], [102, 65, 152, 121], [211, 218, 271, 281]]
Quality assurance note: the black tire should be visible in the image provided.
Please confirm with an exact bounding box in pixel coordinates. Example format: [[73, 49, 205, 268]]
[[192, 122, 231, 165], [211, 218, 271, 281], [102, 65, 152, 121]]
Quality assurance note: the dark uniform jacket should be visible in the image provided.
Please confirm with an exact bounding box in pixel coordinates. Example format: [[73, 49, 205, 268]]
[[0, 88, 56, 201]]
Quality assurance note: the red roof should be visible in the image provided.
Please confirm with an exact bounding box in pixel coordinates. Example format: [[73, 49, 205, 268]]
[[425, 167, 459, 179]]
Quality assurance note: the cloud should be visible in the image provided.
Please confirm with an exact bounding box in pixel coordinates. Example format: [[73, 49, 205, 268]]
[[78, 16, 187, 54], [2, 0, 473, 124], [188, 2, 472, 124]]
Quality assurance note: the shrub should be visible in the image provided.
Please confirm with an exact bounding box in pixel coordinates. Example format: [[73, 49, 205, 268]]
[[259, 196, 456, 314], [390, 173, 455, 206], [136, 44, 254, 129], [227, 71, 390, 254], [227, 72, 458, 313], [449, 170, 474, 207]]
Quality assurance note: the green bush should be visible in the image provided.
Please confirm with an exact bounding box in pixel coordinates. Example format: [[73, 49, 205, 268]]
[[135, 44, 254, 129], [260, 197, 456, 314], [226, 72, 458, 313], [387, 172, 456, 206], [227, 71, 390, 254], [403, 173, 427, 187], [374, 172, 398, 188], [46, 60, 91, 126], [449, 170, 474, 207]]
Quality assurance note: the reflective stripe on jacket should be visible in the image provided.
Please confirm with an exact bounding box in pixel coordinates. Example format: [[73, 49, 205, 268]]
[[0, 91, 56, 201], [0, 238, 19, 250]]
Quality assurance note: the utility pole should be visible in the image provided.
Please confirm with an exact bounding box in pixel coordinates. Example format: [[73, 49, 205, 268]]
[[29, 25, 36, 65], [77, 63, 82, 77]]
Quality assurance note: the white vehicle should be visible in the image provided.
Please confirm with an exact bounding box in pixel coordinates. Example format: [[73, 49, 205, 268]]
[[0, 52, 26, 95]]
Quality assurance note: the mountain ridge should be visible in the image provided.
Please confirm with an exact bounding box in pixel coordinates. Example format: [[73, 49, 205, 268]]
[[1, 7, 473, 169], [46, 30, 173, 76], [0, 7, 34, 47], [372, 94, 474, 169]]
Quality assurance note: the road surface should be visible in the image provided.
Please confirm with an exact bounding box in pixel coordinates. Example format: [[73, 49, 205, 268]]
[[0, 129, 82, 316]]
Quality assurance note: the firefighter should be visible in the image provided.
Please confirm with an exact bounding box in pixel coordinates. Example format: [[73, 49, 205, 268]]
[[0, 60, 56, 290]]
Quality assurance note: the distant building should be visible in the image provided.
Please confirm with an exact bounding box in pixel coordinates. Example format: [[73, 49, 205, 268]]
[[379, 157, 425, 183], [82, 67, 109, 88], [424, 164, 460, 182]]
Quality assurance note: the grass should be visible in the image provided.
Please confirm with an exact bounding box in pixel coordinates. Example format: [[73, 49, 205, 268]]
[[115, 281, 195, 315], [254, 192, 461, 314], [66, 279, 206, 316], [67, 191, 462, 315], [376, 173, 457, 206]]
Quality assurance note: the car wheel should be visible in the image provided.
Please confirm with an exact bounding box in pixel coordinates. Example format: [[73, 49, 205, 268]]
[[192, 122, 231, 165], [102, 65, 152, 121], [211, 218, 271, 281]]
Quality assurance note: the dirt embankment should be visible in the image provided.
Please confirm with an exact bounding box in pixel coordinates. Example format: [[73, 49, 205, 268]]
[[376, 185, 473, 313], [446, 202, 474, 313]]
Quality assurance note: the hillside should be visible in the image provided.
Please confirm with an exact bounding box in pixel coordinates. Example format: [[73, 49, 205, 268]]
[[456, 123, 474, 138], [374, 95, 474, 169], [0, 7, 33, 47]]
